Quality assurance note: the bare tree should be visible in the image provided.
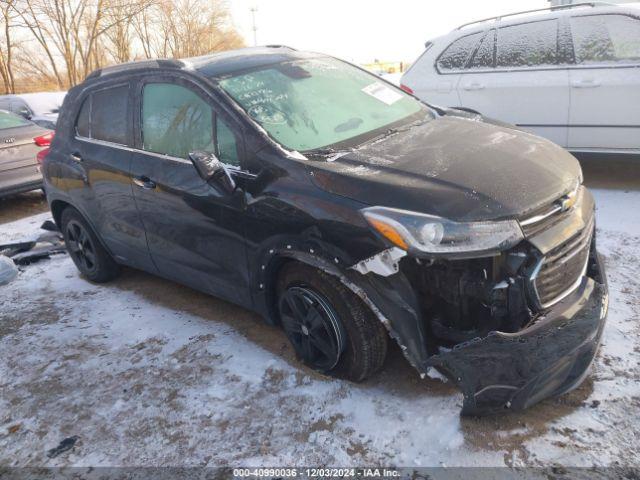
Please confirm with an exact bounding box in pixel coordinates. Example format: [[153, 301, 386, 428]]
[[0, 0, 18, 93], [133, 0, 244, 61], [1, 0, 244, 92], [12, 0, 158, 87]]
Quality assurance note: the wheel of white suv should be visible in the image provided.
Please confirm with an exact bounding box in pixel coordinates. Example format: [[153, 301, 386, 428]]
[[277, 263, 388, 381]]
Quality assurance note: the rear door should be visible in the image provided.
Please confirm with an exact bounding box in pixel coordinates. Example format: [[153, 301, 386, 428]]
[[457, 18, 571, 147], [69, 83, 155, 271], [129, 76, 251, 306], [0, 112, 43, 193], [567, 13, 640, 151]]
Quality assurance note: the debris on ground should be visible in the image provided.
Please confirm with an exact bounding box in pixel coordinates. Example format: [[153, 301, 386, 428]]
[[0, 218, 65, 267], [46, 436, 79, 459]]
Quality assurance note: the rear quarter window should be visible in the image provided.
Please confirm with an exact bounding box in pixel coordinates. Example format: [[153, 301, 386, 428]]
[[469, 30, 495, 69], [437, 32, 485, 71], [76, 97, 90, 137]]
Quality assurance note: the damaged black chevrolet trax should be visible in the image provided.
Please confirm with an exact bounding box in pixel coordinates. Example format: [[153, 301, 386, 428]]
[[43, 46, 608, 415]]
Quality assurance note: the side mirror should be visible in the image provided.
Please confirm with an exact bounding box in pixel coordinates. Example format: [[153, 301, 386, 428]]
[[188, 150, 236, 195]]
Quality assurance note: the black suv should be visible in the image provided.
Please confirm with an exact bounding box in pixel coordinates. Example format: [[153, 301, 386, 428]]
[[43, 46, 608, 415]]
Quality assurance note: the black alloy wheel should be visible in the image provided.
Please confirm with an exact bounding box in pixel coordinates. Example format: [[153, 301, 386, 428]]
[[65, 219, 98, 275], [279, 286, 346, 371]]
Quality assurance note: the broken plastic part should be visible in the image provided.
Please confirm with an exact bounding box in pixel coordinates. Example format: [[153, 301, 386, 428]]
[[350, 247, 407, 277], [427, 253, 608, 416]]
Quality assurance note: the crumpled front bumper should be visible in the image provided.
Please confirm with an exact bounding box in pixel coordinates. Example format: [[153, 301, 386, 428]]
[[426, 250, 609, 416]]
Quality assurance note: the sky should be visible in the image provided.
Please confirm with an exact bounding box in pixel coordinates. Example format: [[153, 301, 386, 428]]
[[229, 0, 549, 64]]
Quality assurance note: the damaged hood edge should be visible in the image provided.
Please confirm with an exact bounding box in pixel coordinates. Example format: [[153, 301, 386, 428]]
[[310, 115, 581, 222]]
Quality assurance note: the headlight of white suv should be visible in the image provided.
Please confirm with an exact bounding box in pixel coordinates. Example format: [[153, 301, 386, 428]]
[[362, 206, 524, 257]]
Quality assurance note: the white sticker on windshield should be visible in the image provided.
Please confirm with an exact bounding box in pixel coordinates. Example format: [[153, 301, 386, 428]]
[[361, 82, 403, 105]]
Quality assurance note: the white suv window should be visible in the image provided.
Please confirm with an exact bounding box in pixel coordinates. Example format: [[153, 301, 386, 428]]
[[570, 14, 640, 65], [469, 30, 495, 69], [497, 20, 559, 68], [437, 32, 484, 72]]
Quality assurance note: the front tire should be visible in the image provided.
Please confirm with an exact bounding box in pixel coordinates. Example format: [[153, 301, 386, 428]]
[[61, 207, 120, 283], [277, 263, 388, 381]]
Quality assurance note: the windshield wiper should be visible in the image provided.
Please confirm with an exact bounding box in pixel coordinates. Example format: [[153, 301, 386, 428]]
[[306, 147, 338, 156]]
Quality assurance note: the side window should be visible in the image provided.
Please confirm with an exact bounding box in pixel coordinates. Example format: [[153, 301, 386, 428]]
[[437, 32, 484, 71], [570, 14, 640, 64], [497, 20, 559, 68], [215, 116, 240, 166], [76, 97, 90, 138], [469, 30, 495, 69], [142, 83, 214, 159], [91, 85, 129, 145]]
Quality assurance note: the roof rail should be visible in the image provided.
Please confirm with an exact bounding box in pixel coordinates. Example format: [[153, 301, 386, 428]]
[[455, 2, 615, 30], [264, 44, 297, 50], [86, 59, 185, 80]]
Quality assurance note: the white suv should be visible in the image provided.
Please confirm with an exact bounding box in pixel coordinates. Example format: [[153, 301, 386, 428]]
[[401, 3, 640, 155]]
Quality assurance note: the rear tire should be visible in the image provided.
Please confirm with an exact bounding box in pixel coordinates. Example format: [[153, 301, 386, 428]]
[[61, 207, 120, 283], [277, 263, 388, 382]]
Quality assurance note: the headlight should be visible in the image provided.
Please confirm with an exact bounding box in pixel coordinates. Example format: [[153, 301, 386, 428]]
[[362, 206, 524, 257]]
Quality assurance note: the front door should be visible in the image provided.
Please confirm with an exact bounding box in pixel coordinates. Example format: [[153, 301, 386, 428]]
[[567, 13, 640, 151], [129, 77, 252, 306]]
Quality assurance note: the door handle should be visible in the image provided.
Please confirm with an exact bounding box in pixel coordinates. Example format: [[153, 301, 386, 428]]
[[133, 176, 156, 190], [462, 82, 485, 91], [70, 153, 82, 162], [571, 79, 601, 88]]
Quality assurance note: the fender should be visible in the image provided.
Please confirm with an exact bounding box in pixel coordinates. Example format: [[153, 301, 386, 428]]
[[251, 235, 432, 376]]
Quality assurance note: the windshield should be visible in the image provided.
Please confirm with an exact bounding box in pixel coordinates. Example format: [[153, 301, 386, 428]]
[[0, 110, 31, 129], [218, 57, 427, 152]]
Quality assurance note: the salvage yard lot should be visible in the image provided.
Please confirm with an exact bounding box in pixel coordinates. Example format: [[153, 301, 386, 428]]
[[1, 183, 640, 467]]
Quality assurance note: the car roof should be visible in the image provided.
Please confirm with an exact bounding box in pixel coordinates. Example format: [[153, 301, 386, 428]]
[[0, 91, 67, 113], [85, 46, 324, 83], [451, 3, 640, 36]]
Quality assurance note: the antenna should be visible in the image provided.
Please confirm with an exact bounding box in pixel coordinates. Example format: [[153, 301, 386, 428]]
[[250, 6, 258, 47]]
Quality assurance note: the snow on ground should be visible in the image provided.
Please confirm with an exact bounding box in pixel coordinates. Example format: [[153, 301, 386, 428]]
[[1, 189, 639, 467]]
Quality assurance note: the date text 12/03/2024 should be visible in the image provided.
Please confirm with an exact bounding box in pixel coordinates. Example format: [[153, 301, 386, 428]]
[[232, 468, 401, 477]]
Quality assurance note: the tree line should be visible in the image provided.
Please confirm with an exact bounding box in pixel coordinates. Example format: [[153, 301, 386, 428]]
[[0, 0, 245, 93]]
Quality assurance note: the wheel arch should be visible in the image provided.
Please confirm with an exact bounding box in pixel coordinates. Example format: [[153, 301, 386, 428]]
[[49, 197, 116, 260], [50, 199, 72, 229], [255, 241, 431, 376]]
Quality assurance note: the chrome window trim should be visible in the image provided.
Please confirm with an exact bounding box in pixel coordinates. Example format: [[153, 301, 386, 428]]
[[74, 135, 257, 177]]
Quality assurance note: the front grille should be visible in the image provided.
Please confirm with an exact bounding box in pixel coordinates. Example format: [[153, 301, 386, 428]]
[[520, 203, 572, 238], [531, 214, 594, 308], [520, 185, 580, 238]]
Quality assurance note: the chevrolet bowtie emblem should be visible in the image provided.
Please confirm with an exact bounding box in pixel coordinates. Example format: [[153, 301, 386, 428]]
[[559, 189, 578, 212]]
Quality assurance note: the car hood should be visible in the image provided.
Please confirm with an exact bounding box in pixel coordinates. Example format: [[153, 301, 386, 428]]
[[309, 115, 581, 222]]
